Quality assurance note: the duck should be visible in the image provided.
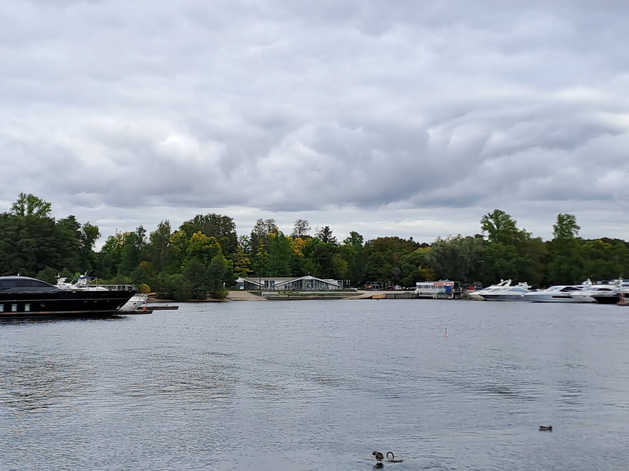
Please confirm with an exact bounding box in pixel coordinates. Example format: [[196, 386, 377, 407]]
[[372, 451, 384, 462], [539, 425, 553, 431]]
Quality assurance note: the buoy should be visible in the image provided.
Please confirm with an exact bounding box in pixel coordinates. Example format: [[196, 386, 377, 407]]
[[386, 452, 403, 463]]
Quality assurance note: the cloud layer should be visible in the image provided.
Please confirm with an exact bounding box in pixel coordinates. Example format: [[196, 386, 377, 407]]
[[1, 0, 629, 242]]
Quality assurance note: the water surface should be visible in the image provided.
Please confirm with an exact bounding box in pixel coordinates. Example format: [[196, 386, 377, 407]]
[[2, 299, 629, 470]]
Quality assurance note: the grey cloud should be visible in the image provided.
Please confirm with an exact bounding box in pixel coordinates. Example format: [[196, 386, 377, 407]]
[[1, 0, 629, 242]]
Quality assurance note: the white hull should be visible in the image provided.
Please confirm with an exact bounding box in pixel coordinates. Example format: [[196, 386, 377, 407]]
[[475, 280, 530, 301], [525, 295, 580, 303], [481, 294, 526, 302], [120, 293, 149, 311], [567, 294, 598, 303]]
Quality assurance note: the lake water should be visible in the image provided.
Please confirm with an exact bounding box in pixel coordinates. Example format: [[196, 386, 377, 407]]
[[2, 299, 629, 470]]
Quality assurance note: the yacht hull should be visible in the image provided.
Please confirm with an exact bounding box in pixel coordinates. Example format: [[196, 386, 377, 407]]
[[0, 290, 135, 318], [592, 295, 620, 305]]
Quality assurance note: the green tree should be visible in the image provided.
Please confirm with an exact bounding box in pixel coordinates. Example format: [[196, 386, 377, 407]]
[[581, 239, 629, 281], [208, 254, 228, 299], [546, 213, 583, 285], [267, 232, 293, 276], [250, 218, 277, 256], [10, 193, 52, 218], [481, 209, 526, 245], [252, 242, 270, 277], [340, 232, 366, 286], [54, 216, 83, 273], [315, 225, 337, 245], [118, 227, 147, 276], [232, 245, 252, 278], [185, 213, 238, 256], [148, 220, 175, 273], [426, 235, 485, 283], [479, 210, 538, 285], [363, 237, 419, 286], [80, 222, 101, 272], [291, 219, 311, 238], [186, 232, 222, 265], [183, 257, 210, 299]]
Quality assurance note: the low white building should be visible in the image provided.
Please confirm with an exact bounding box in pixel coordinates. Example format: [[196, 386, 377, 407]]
[[236, 275, 343, 291]]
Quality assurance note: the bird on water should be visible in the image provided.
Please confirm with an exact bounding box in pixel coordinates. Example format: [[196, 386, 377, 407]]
[[373, 451, 404, 464]]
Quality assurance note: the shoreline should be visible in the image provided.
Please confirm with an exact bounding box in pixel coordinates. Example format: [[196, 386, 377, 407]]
[[147, 290, 426, 303]]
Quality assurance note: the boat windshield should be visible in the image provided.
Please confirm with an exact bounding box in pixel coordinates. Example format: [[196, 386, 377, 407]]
[[0, 278, 56, 290]]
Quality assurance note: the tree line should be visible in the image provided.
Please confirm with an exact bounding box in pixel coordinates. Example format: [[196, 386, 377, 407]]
[[1, 194, 628, 299]]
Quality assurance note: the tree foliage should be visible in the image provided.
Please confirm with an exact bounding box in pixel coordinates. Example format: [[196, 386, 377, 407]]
[[2, 194, 627, 298]]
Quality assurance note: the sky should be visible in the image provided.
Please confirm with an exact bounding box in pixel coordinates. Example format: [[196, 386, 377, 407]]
[[1, 0, 629, 245]]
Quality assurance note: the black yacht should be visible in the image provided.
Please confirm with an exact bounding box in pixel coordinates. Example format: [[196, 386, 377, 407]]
[[0, 276, 136, 318]]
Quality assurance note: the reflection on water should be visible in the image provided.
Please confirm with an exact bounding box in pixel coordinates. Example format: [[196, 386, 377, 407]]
[[1, 353, 93, 413], [2, 300, 629, 470]]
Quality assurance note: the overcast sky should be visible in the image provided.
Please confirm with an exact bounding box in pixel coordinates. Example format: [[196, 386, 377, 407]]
[[1, 0, 629, 245]]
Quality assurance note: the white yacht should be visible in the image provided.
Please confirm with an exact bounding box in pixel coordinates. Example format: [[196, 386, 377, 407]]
[[523, 280, 592, 303], [480, 282, 531, 301], [469, 279, 512, 301], [570, 280, 623, 304]]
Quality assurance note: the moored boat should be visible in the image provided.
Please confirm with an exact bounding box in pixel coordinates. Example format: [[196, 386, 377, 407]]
[[570, 281, 622, 304], [469, 279, 512, 301], [480, 282, 531, 301], [523, 280, 592, 303], [57, 275, 148, 312], [0, 276, 135, 318]]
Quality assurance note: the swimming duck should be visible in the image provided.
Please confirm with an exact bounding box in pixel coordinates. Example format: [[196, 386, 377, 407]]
[[539, 425, 553, 431], [372, 451, 384, 462]]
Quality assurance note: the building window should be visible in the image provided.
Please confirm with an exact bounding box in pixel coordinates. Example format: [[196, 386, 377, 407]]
[[0, 304, 3, 312], [12, 304, 18, 312], [25, 304, 31, 312]]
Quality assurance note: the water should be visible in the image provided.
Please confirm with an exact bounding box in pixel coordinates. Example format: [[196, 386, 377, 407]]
[[2, 299, 629, 470]]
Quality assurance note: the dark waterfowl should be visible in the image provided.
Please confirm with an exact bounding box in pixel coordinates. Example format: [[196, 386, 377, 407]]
[[373, 451, 403, 464], [539, 425, 553, 431], [372, 451, 384, 462]]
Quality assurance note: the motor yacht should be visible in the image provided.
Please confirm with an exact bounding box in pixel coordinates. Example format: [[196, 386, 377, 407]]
[[570, 280, 622, 304], [523, 280, 592, 303], [0, 276, 135, 318], [480, 282, 531, 301], [57, 275, 147, 311], [469, 279, 512, 301]]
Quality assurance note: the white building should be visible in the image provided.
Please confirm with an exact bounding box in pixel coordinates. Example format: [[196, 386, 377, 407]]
[[236, 275, 343, 291]]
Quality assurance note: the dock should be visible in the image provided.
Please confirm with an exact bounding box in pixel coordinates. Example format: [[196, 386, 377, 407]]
[[355, 291, 417, 300], [121, 309, 154, 315], [146, 305, 179, 310]]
